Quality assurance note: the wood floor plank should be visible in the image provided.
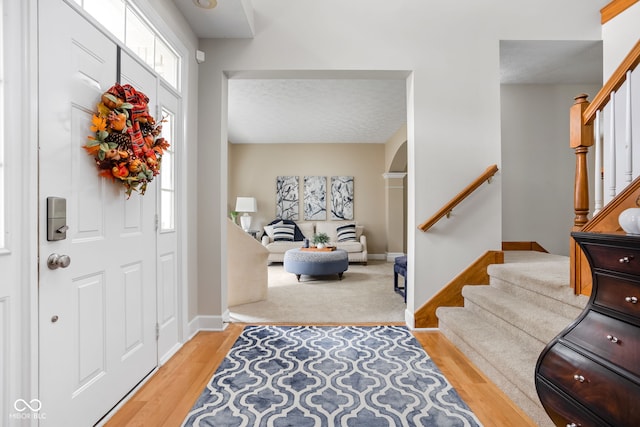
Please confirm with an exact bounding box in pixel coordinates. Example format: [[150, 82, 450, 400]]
[[106, 324, 537, 427]]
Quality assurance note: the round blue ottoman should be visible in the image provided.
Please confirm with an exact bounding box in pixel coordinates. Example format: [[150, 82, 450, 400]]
[[284, 248, 349, 281]]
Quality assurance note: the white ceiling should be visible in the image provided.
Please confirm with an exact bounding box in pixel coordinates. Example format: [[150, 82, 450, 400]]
[[172, 1, 604, 144], [500, 40, 603, 84], [228, 78, 407, 144], [172, 0, 255, 38]]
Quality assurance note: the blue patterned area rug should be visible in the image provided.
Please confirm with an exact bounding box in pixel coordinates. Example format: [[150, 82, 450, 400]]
[[183, 325, 482, 427]]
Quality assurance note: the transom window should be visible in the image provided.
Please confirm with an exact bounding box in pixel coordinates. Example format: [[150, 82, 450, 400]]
[[72, 0, 180, 89]]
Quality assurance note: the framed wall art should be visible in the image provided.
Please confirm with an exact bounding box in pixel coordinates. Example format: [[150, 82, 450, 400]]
[[331, 176, 354, 220], [303, 176, 327, 220], [276, 176, 299, 220]]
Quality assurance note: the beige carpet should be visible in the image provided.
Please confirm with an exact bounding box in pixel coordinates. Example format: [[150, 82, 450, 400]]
[[228, 260, 407, 323]]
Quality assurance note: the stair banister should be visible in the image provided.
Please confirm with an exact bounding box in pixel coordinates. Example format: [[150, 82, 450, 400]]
[[570, 39, 640, 295], [417, 164, 498, 232]]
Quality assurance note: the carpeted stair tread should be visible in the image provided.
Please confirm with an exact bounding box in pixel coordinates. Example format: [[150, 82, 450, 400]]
[[488, 257, 588, 311], [461, 285, 575, 344], [503, 251, 569, 263], [436, 307, 543, 405]]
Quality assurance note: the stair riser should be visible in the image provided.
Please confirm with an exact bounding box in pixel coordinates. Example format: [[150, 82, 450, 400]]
[[462, 287, 576, 344], [490, 277, 585, 319], [463, 298, 549, 345]]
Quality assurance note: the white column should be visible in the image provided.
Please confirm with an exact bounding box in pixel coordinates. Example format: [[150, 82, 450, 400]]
[[383, 172, 407, 261]]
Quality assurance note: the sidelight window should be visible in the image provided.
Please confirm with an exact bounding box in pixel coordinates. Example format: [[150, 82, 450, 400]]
[[160, 108, 175, 231]]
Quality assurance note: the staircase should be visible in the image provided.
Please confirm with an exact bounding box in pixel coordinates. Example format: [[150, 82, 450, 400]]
[[436, 251, 589, 426]]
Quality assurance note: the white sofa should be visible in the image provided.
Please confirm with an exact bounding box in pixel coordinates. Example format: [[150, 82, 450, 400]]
[[261, 221, 368, 264]]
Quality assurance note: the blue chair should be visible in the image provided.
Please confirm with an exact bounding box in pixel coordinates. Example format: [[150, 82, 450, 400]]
[[394, 256, 407, 302]]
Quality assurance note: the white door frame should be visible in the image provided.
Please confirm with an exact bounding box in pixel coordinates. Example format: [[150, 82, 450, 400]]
[[2, 0, 39, 424]]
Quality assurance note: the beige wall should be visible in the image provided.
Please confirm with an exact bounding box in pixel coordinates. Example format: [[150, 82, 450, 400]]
[[228, 143, 387, 256]]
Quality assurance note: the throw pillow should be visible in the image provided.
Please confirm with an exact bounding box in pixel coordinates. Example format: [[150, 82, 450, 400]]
[[273, 223, 295, 241], [336, 223, 357, 242], [264, 221, 283, 239]]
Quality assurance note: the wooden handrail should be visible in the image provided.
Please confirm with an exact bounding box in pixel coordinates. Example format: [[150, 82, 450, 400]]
[[418, 164, 498, 232], [601, 0, 639, 24], [583, 39, 640, 125]]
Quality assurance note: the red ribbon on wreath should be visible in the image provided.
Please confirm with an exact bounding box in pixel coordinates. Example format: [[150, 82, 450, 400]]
[[83, 83, 170, 197]]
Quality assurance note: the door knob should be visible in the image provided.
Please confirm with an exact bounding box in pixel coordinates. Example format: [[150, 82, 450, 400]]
[[47, 253, 71, 270]]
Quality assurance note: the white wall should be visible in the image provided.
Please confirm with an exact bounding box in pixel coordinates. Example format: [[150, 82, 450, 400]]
[[501, 84, 601, 255], [197, 0, 605, 326], [602, 2, 640, 80]]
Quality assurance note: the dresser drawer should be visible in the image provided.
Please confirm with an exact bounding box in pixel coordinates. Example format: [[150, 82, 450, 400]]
[[565, 310, 640, 377], [538, 343, 640, 426], [594, 273, 640, 318], [582, 243, 640, 275], [536, 377, 610, 427]]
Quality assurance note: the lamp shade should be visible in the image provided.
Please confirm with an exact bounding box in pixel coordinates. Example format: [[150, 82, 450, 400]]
[[235, 197, 257, 213]]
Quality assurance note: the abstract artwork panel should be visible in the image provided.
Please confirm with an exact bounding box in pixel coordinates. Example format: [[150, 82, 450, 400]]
[[276, 176, 299, 220], [303, 176, 326, 220], [331, 176, 354, 220]]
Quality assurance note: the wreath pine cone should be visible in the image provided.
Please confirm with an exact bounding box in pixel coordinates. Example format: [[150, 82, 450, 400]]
[[84, 83, 169, 197]]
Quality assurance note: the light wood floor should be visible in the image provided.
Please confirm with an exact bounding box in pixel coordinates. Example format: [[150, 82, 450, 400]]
[[105, 323, 537, 426]]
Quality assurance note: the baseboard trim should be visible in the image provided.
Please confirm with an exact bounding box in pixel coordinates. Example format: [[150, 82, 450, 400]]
[[386, 252, 405, 262], [368, 254, 387, 261], [188, 314, 228, 339], [404, 308, 415, 329]]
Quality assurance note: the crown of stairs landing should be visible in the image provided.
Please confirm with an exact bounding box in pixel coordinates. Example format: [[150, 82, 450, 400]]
[[436, 251, 589, 427]]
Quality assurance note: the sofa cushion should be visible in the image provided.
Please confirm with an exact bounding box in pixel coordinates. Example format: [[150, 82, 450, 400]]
[[314, 222, 338, 243], [336, 241, 363, 253], [336, 223, 357, 242], [265, 241, 301, 254], [297, 222, 315, 240], [273, 223, 295, 241]]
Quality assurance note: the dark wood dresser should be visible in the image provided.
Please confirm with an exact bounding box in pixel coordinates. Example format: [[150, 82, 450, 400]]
[[535, 232, 640, 427]]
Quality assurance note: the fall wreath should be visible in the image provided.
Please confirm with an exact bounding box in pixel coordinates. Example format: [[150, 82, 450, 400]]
[[84, 83, 170, 197]]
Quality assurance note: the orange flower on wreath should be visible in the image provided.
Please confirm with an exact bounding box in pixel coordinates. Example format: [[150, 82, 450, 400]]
[[83, 83, 170, 197]]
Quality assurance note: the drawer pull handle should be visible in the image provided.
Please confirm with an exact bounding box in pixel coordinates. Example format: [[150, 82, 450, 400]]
[[566, 424, 578, 427], [625, 296, 638, 304], [573, 374, 585, 383], [606, 334, 620, 343], [619, 256, 633, 263]]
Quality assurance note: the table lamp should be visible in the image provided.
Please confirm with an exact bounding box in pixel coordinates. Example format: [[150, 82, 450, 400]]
[[235, 197, 257, 231]]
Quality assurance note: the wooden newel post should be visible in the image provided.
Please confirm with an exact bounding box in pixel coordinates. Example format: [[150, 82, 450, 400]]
[[570, 94, 594, 228], [570, 94, 594, 295]]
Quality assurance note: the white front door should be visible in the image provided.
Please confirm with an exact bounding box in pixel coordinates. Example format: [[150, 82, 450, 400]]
[[38, 1, 157, 425]]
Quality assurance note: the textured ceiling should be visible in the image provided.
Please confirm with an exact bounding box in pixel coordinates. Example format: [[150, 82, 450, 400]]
[[228, 79, 407, 144]]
